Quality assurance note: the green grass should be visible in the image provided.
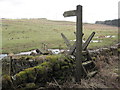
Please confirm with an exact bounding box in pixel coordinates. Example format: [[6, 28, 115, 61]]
[[1, 18, 118, 53]]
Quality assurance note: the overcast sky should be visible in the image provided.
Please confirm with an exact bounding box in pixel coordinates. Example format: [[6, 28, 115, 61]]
[[0, 0, 119, 23]]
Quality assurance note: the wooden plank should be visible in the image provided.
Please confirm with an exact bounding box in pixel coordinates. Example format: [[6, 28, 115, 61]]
[[82, 61, 92, 66], [60, 32, 76, 55], [82, 32, 95, 50], [67, 42, 76, 55], [66, 32, 95, 57], [61, 33, 71, 48], [87, 71, 97, 77], [67, 33, 84, 55], [63, 10, 76, 17]]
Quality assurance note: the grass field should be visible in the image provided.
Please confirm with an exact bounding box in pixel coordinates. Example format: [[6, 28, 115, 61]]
[[1, 18, 118, 54]]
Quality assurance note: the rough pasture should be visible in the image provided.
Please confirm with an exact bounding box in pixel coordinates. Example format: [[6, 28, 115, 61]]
[[1, 19, 118, 53]]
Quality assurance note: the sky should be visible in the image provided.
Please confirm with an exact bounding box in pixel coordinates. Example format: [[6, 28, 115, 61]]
[[0, 0, 119, 23]]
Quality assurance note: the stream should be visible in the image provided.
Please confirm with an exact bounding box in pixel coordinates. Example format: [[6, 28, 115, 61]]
[[0, 54, 7, 60], [0, 49, 64, 60], [0, 43, 118, 60]]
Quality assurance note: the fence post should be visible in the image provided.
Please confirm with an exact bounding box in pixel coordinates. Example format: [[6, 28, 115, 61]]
[[75, 5, 83, 82]]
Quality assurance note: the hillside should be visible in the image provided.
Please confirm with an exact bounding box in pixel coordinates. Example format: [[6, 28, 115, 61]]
[[1, 18, 118, 53]]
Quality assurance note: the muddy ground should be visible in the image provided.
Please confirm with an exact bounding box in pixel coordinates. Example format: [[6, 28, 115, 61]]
[[43, 46, 120, 89]]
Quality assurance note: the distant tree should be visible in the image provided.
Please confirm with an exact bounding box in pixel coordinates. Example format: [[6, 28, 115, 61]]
[[95, 19, 119, 27]]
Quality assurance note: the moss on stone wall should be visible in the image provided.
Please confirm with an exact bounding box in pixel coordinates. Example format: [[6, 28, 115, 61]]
[[2, 54, 75, 89]]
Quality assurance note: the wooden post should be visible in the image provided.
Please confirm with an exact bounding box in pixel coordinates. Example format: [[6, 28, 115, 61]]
[[75, 5, 83, 82], [82, 32, 95, 50], [63, 5, 83, 82]]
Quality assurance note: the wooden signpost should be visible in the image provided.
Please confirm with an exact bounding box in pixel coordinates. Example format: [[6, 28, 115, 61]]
[[63, 5, 83, 82]]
